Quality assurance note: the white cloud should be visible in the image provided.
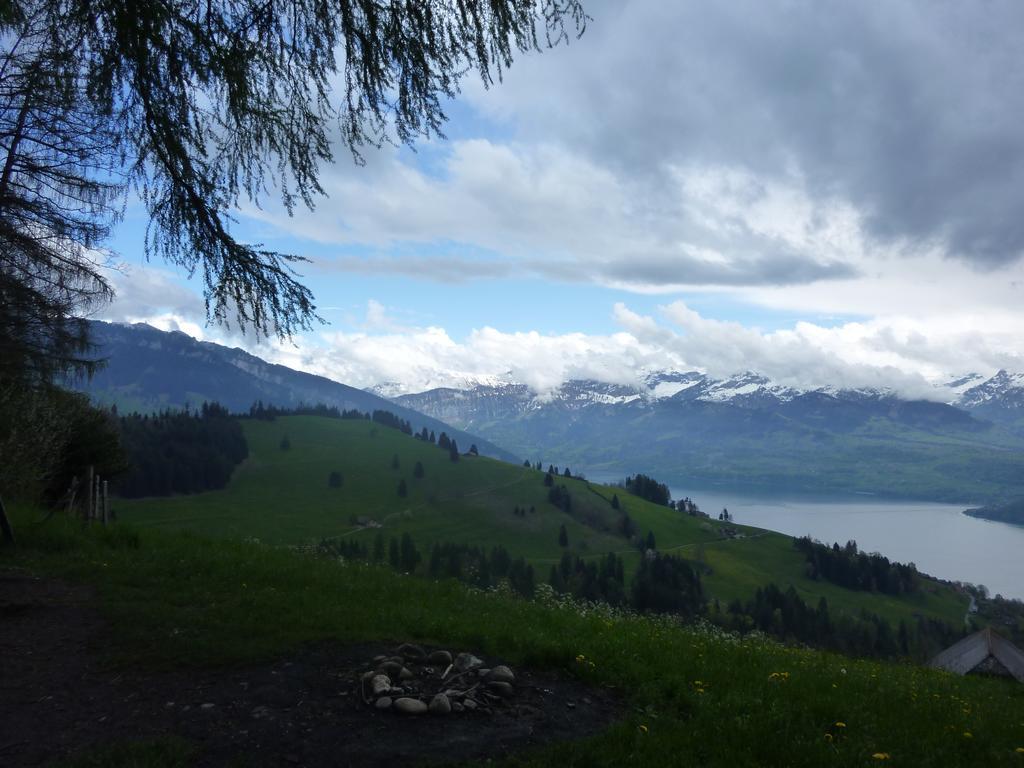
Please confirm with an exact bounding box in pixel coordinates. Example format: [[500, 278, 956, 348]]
[[218, 302, 1021, 399], [247, 141, 859, 291], [98, 264, 1024, 398], [100, 265, 206, 324]]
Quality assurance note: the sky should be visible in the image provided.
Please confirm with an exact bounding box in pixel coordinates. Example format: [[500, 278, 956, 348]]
[[99, 0, 1024, 397]]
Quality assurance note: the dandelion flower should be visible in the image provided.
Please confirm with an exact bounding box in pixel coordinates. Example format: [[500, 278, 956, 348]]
[[872, 753, 891, 761], [835, 722, 846, 728], [638, 724, 649, 734], [964, 732, 973, 739]]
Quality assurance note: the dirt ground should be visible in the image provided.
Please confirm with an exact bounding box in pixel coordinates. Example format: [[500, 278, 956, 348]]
[[0, 570, 621, 766]]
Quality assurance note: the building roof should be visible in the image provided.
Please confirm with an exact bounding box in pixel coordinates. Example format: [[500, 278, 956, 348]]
[[929, 626, 1024, 683]]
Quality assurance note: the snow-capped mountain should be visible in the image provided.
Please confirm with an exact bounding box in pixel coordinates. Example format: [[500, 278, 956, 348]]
[[390, 368, 1024, 421], [941, 373, 988, 401], [388, 368, 1024, 501], [955, 370, 1024, 412], [394, 369, 895, 422]]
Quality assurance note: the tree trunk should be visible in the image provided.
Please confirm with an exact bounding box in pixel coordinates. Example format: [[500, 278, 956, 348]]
[[0, 495, 14, 546]]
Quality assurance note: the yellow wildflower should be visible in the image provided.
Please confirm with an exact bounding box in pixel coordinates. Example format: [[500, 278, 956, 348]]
[[835, 722, 846, 728], [824, 733, 833, 743], [1015, 746, 1024, 753], [872, 753, 891, 761], [638, 724, 649, 734], [964, 732, 973, 739]]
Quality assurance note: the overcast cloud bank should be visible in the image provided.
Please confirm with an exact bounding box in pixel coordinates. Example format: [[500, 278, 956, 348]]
[[101, 1, 1024, 398]]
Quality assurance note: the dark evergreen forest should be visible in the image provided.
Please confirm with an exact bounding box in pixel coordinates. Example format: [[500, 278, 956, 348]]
[[116, 403, 248, 497], [794, 536, 920, 596], [623, 473, 672, 506]]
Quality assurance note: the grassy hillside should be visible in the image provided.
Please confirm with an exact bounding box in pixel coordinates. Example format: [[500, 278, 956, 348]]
[[4, 510, 1024, 767], [116, 416, 968, 629]]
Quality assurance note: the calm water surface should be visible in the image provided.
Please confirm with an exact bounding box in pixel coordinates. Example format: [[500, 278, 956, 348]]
[[668, 487, 1024, 600]]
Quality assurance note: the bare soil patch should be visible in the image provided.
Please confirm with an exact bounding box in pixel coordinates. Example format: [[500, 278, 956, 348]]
[[0, 571, 620, 766]]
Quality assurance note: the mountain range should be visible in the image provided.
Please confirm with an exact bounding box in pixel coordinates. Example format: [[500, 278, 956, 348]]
[[378, 368, 1024, 419], [388, 370, 1024, 502], [75, 321, 517, 463], [74, 321, 1024, 503]]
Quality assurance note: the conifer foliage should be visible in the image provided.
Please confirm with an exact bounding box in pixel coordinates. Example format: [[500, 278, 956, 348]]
[[623, 474, 671, 506], [116, 402, 247, 497], [0, 0, 588, 373]]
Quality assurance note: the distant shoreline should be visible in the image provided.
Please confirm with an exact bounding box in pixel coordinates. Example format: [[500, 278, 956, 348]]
[[963, 499, 1024, 527]]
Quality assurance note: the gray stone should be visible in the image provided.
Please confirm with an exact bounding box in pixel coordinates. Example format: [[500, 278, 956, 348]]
[[399, 667, 414, 680], [452, 702, 464, 712], [427, 650, 453, 665], [393, 697, 428, 715], [375, 696, 393, 710], [379, 661, 403, 678], [486, 665, 515, 684], [463, 698, 478, 710], [429, 693, 452, 715], [370, 674, 391, 696], [454, 652, 484, 673], [487, 681, 515, 698], [398, 643, 426, 660], [372, 655, 387, 663]]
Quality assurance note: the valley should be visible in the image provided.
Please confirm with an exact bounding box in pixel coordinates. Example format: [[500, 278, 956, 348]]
[[115, 414, 970, 633], [7, 3, 1024, 765]]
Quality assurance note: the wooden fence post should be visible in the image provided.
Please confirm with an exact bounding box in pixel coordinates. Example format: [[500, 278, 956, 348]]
[[86, 465, 94, 521], [66, 476, 79, 517], [0, 495, 14, 546], [102, 480, 109, 525]]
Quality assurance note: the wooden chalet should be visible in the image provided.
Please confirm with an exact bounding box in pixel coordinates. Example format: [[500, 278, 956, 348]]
[[929, 627, 1024, 683]]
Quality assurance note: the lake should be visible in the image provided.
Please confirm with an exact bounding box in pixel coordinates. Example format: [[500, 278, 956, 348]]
[[669, 487, 1024, 601]]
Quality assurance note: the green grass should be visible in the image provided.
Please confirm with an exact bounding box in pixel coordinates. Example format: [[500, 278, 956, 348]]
[[115, 416, 627, 556], [113, 416, 969, 630], [4, 510, 1024, 767]]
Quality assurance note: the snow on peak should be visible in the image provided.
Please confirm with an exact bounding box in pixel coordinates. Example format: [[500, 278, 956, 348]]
[[955, 369, 1024, 408]]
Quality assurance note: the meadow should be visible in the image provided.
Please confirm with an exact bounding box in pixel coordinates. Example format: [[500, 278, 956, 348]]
[[114, 416, 969, 630], [4, 508, 1024, 767]]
